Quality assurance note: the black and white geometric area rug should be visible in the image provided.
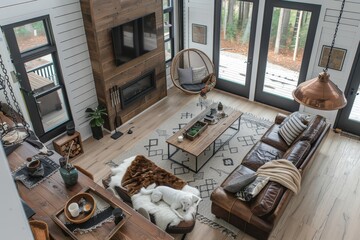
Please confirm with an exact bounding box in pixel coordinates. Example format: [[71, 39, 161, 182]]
[[107, 100, 273, 238]]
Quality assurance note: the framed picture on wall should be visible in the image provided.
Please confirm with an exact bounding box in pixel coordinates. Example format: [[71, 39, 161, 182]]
[[192, 24, 207, 45], [318, 45, 347, 71]]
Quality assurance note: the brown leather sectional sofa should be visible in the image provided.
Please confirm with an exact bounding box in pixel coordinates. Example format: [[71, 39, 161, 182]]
[[210, 113, 330, 239]]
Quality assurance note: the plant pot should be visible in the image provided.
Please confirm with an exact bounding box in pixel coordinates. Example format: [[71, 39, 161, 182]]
[[59, 166, 78, 187], [66, 122, 75, 135], [91, 126, 103, 140]]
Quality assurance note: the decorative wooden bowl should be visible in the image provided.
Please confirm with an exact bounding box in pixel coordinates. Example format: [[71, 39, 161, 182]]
[[64, 193, 96, 224]]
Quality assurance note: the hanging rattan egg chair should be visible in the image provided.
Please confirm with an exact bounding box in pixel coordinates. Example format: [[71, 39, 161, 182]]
[[170, 48, 216, 95]]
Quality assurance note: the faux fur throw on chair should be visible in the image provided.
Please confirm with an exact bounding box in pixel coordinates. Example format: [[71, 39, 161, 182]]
[[121, 155, 187, 195], [108, 155, 200, 231], [256, 159, 301, 194]]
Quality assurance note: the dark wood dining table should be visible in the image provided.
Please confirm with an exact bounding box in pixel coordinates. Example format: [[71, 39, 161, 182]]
[[8, 142, 173, 240]]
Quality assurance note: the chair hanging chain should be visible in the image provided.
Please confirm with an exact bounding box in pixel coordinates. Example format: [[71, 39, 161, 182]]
[[324, 0, 346, 72], [0, 54, 30, 133]]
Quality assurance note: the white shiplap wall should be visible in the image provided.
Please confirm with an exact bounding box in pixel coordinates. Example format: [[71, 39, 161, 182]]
[[183, 0, 215, 59], [0, 0, 96, 140], [303, 0, 360, 122]]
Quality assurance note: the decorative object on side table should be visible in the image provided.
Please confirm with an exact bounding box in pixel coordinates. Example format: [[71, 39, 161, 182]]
[[59, 140, 78, 187], [66, 121, 75, 136], [85, 106, 107, 140]]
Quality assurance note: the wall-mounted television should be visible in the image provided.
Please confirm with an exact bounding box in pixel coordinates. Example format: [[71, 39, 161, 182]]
[[112, 13, 157, 66]]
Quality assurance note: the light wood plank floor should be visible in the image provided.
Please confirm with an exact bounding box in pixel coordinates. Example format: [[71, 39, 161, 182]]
[[74, 87, 360, 240]]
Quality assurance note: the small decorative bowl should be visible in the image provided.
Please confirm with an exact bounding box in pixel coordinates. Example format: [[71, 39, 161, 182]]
[[26, 159, 41, 174], [64, 193, 96, 224]]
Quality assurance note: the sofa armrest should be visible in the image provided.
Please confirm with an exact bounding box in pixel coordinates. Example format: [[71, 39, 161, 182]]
[[275, 113, 288, 125]]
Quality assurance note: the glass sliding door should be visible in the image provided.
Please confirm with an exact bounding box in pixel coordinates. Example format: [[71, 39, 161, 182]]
[[255, 0, 320, 112], [214, 0, 258, 98], [336, 43, 360, 136]]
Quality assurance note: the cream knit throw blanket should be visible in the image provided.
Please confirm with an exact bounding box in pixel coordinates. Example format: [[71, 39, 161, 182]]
[[256, 159, 301, 194]]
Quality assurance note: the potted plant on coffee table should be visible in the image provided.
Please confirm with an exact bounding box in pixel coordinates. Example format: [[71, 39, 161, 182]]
[[85, 106, 107, 140]]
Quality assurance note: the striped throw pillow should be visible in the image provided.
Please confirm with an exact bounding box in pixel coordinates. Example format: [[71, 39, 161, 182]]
[[279, 114, 307, 145]]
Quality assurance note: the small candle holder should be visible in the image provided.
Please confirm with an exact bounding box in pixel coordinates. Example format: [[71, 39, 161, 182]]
[[177, 135, 184, 143]]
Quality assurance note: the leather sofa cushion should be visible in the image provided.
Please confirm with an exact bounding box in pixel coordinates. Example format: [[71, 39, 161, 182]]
[[261, 124, 289, 152], [250, 181, 285, 217], [295, 115, 326, 144], [242, 141, 285, 171], [283, 141, 311, 167]]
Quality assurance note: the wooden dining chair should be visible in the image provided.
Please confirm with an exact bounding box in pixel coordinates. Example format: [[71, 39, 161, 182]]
[[74, 164, 94, 180], [29, 220, 49, 240]]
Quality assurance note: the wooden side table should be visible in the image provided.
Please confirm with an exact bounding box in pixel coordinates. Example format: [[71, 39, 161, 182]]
[[53, 131, 84, 159]]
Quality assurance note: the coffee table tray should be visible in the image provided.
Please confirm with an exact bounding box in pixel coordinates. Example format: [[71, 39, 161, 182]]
[[52, 187, 131, 240], [184, 120, 208, 140]]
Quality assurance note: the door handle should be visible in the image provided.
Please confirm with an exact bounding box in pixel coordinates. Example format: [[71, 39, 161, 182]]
[[244, 60, 252, 65]]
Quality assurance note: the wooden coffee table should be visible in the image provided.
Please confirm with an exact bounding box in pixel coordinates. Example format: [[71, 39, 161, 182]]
[[166, 103, 242, 173]]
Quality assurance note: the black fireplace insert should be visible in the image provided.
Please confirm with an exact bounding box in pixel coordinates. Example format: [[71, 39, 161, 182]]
[[119, 70, 156, 109]]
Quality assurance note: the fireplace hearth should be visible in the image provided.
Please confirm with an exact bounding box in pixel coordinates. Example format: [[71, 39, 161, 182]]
[[119, 70, 156, 109]]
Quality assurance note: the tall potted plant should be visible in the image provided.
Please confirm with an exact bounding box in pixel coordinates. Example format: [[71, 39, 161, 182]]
[[85, 106, 107, 140]]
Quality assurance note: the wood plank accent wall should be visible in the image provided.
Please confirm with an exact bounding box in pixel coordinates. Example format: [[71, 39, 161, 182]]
[[80, 0, 167, 130]]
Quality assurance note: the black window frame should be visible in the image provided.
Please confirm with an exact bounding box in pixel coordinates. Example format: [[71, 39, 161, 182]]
[[254, 0, 321, 112], [2, 15, 73, 142], [163, 0, 175, 65]]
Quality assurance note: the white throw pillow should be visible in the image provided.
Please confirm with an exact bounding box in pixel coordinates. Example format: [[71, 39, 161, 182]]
[[279, 114, 307, 145], [192, 66, 207, 84]]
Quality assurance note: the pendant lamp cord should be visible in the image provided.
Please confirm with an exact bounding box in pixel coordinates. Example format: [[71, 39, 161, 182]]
[[324, 0, 346, 72]]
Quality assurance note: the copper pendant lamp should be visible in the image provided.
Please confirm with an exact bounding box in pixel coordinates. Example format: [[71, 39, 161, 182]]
[[293, 0, 347, 110]]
